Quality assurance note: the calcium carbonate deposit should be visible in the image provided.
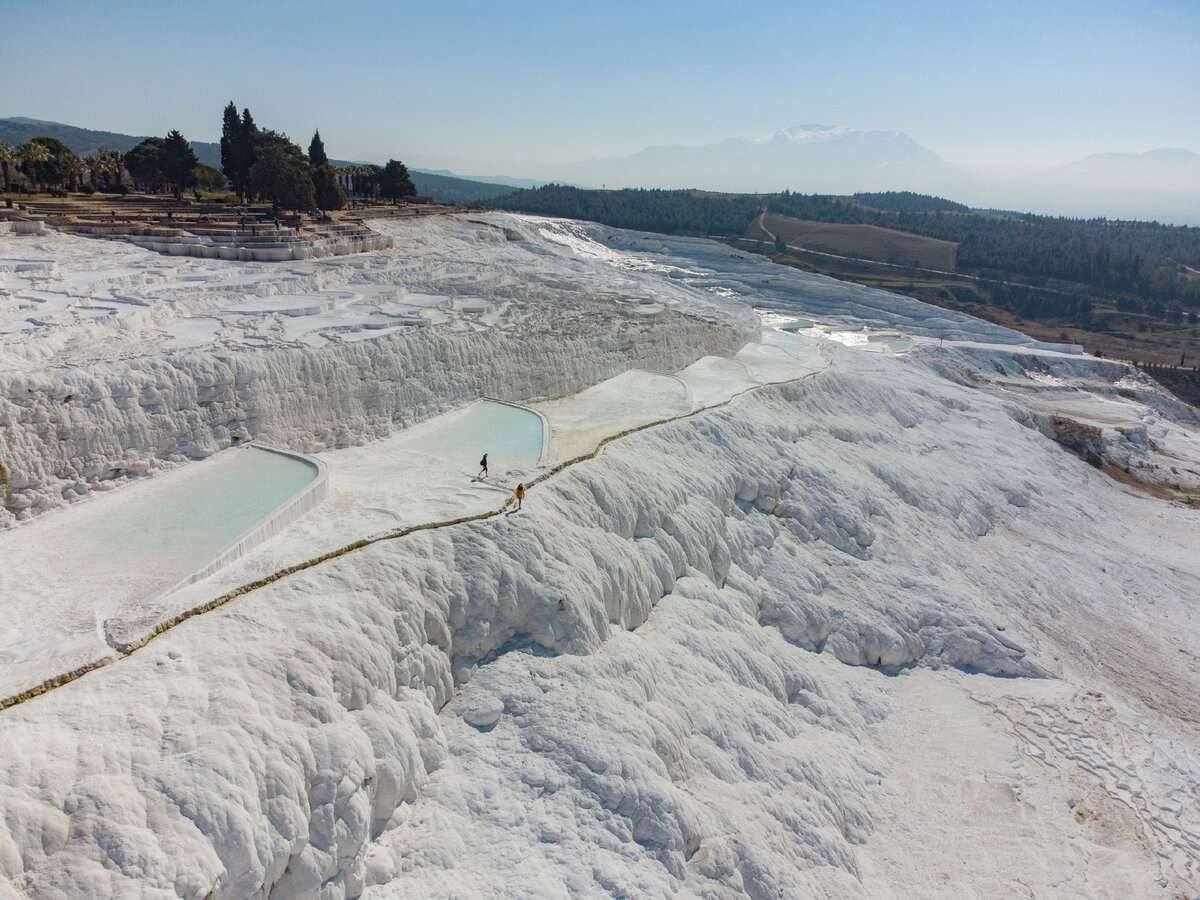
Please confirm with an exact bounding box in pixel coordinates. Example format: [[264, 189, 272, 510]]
[[0, 212, 1197, 899]]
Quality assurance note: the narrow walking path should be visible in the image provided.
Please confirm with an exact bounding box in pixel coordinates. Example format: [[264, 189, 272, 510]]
[[0, 338, 831, 712]]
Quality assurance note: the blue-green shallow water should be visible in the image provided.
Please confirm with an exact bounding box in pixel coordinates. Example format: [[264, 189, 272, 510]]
[[72, 448, 317, 572], [404, 401, 544, 473]]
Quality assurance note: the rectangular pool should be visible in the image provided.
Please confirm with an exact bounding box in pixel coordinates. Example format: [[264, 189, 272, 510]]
[[398, 400, 545, 474], [72, 446, 320, 575]]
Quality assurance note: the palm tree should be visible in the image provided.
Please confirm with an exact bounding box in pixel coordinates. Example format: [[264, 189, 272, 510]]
[[0, 142, 16, 194], [64, 154, 87, 192], [105, 149, 125, 192], [97, 149, 124, 192], [18, 141, 49, 193], [87, 153, 105, 191]]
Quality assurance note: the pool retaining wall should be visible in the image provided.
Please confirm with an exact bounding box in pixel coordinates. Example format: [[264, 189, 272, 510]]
[[484, 397, 552, 464], [149, 444, 328, 601], [0, 219, 48, 235]]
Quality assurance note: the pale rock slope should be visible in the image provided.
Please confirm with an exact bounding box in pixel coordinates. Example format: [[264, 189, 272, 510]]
[[0, 216, 756, 523], [0, 214, 1197, 899]]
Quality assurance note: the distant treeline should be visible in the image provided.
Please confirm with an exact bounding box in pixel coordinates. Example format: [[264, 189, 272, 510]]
[[408, 170, 517, 204], [849, 191, 969, 213], [488, 186, 1200, 312], [489, 184, 764, 237]]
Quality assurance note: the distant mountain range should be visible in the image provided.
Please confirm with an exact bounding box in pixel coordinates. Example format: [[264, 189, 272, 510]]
[[986, 148, 1200, 224], [547, 124, 1200, 225], [555, 125, 958, 194], [408, 170, 530, 204], [5, 118, 1199, 224], [0, 117, 225, 170], [413, 169, 545, 190]]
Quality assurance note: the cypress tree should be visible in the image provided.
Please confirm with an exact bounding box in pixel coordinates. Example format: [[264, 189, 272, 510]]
[[220, 102, 241, 195], [308, 130, 328, 169], [238, 108, 258, 201], [380, 159, 416, 203], [312, 165, 346, 212], [161, 130, 198, 199]]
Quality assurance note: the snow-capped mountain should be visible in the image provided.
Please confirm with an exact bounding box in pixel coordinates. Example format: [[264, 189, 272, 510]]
[[555, 124, 963, 194], [753, 123, 855, 144], [549, 125, 1200, 224]]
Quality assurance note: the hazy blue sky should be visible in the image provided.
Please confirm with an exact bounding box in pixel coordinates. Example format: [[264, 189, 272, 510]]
[[3, 0, 1197, 176]]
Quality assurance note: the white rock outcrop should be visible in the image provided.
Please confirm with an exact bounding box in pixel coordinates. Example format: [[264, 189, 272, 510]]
[[0, 313, 746, 523], [3, 348, 1196, 897], [1, 214, 1197, 898]]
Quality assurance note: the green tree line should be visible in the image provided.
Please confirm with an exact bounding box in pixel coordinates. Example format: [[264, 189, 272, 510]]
[[0, 134, 223, 197], [1, 104, 419, 216], [219, 102, 415, 214], [488, 185, 764, 237], [487, 186, 1200, 312]]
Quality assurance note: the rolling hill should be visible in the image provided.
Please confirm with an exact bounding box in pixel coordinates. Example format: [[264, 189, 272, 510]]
[[0, 117, 224, 169]]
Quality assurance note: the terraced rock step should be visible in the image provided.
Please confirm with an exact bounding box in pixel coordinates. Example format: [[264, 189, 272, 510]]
[[2, 199, 394, 260]]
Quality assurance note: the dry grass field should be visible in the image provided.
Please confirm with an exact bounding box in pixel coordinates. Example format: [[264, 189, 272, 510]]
[[755, 212, 959, 271]]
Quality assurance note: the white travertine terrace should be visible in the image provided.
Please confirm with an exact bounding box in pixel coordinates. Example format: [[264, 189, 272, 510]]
[[0, 213, 1197, 899]]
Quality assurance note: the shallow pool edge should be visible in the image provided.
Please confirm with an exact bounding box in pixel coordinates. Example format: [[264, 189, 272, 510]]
[[146, 444, 328, 603], [484, 397, 551, 465]]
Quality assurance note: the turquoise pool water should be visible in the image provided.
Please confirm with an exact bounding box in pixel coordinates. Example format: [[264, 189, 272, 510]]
[[403, 400, 544, 473], [766, 331, 806, 345], [779, 319, 814, 331], [73, 448, 318, 573]]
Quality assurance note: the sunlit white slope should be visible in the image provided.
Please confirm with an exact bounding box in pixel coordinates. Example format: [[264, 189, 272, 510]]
[[1, 338, 1196, 896], [370, 348, 1199, 898], [0, 215, 1196, 898], [0, 215, 759, 524]]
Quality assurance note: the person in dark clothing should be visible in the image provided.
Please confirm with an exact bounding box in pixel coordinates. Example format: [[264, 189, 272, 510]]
[[477, 453, 488, 479]]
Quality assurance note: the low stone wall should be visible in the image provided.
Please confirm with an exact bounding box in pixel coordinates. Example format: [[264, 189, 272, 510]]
[[0, 219, 48, 235], [65, 226, 394, 260]]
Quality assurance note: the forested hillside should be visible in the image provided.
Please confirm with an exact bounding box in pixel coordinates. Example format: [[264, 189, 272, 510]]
[[489, 185, 1200, 399], [491, 186, 1199, 309], [409, 170, 522, 204], [489, 184, 764, 236]]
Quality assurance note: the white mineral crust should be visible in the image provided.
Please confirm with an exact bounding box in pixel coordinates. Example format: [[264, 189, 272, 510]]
[[0, 213, 1196, 898]]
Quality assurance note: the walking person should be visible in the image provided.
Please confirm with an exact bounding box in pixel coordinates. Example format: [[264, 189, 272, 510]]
[[477, 453, 488, 480], [514, 483, 525, 510]]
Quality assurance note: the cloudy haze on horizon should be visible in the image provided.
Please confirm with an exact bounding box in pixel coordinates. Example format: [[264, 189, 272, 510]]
[[3, 0, 1197, 179]]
